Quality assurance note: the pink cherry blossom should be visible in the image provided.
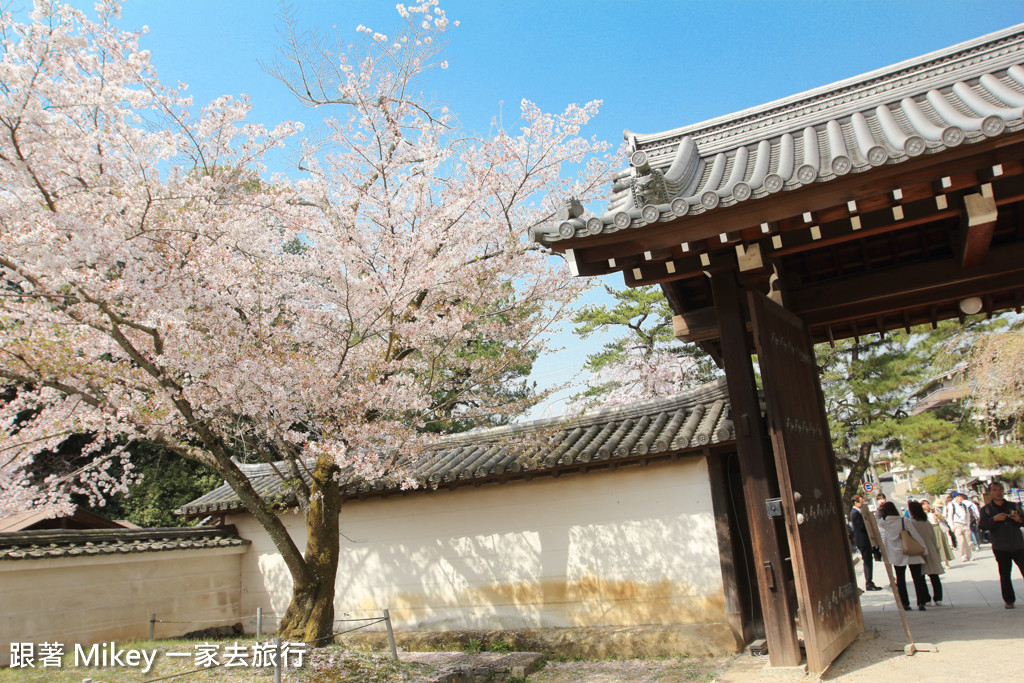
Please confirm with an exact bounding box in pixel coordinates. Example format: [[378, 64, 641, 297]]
[[0, 0, 611, 636]]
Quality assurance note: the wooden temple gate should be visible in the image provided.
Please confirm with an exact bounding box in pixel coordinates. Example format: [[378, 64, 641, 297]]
[[536, 24, 1024, 673], [749, 291, 863, 672]]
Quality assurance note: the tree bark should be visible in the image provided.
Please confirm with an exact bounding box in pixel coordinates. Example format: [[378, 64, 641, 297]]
[[277, 456, 342, 644], [842, 442, 873, 511]]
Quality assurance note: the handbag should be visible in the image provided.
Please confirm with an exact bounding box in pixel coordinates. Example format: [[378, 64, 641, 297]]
[[900, 519, 925, 556]]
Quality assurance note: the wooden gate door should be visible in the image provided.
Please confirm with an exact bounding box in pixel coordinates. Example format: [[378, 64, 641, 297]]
[[747, 290, 863, 674]]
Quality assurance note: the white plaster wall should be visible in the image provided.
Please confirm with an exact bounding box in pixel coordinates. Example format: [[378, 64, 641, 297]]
[[231, 457, 726, 633], [0, 546, 245, 666]]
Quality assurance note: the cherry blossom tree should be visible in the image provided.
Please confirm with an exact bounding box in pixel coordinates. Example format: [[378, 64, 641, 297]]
[[0, 0, 609, 641], [956, 318, 1024, 439]]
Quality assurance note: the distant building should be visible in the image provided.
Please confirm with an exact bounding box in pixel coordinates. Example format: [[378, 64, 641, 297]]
[[0, 508, 130, 533]]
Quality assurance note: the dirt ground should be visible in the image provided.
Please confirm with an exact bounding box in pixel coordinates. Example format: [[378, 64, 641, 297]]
[[523, 604, 1021, 682], [718, 605, 1022, 682], [529, 547, 1022, 682], [3, 551, 1014, 682]]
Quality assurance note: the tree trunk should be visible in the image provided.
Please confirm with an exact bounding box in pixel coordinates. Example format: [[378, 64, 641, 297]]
[[278, 456, 342, 644], [841, 442, 873, 511]]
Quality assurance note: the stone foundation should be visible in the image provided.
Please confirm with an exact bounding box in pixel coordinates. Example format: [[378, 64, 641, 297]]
[[343, 623, 741, 660]]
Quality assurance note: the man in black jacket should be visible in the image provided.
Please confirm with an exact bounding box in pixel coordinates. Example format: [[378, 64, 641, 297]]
[[851, 494, 882, 591], [979, 482, 1024, 609]]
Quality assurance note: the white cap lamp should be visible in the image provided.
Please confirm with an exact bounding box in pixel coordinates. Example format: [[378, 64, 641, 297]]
[[958, 296, 983, 316]]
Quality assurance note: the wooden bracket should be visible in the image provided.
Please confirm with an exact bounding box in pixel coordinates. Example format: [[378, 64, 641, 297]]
[[959, 191, 997, 268]]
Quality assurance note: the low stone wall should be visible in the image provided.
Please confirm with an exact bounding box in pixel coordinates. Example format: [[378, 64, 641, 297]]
[[0, 544, 246, 666]]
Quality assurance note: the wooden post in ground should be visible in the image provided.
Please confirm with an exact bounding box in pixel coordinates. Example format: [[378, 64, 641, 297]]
[[710, 269, 802, 667], [862, 509, 914, 642], [383, 608, 399, 661], [862, 507, 936, 654], [274, 636, 282, 683]]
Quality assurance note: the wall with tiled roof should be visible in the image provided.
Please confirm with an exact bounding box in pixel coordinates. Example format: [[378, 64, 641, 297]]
[[178, 379, 735, 517], [0, 525, 248, 561], [227, 455, 737, 655], [0, 526, 248, 666]]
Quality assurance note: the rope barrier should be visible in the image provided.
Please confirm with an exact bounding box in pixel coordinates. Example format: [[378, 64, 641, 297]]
[[305, 617, 388, 646], [142, 661, 224, 682], [148, 610, 396, 659], [155, 617, 248, 625], [151, 613, 384, 627]]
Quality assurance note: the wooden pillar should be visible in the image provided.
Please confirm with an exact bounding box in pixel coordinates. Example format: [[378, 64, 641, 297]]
[[706, 452, 754, 647], [710, 268, 802, 667]]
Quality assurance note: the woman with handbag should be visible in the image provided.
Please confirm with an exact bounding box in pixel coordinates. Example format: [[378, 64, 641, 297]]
[[922, 499, 954, 569], [877, 501, 931, 611], [909, 501, 945, 605]]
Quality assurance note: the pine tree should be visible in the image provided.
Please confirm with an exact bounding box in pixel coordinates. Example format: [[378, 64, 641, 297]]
[[570, 284, 719, 410], [822, 328, 939, 507]]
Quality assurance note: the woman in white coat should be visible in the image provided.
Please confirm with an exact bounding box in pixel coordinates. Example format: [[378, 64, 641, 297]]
[[877, 501, 930, 610], [909, 500, 944, 605]]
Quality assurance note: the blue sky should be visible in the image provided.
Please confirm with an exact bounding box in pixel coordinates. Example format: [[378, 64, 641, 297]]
[[103, 1, 1024, 146], [62, 0, 1024, 418]]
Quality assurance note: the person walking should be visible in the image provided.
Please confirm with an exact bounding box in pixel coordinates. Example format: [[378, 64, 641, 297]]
[[850, 494, 883, 591], [877, 501, 930, 611], [978, 482, 1024, 609], [941, 493, 957, 551], [922, 499, 954, 569], [908, 501, 944, 605], [968, 495, 983, 550], [947, 492, 973, 561], [874, 492, 888, 519]]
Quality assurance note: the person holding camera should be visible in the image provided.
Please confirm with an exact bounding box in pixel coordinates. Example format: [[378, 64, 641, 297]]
[[978, 482, 1024, 609]]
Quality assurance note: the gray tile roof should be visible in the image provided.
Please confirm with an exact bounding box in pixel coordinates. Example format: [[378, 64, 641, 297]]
[[0, 526, 249, 561], [178, 379, 736, 517], [533, 24, 1024, 245]]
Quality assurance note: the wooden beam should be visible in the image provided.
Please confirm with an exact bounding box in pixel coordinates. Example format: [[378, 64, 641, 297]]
[[674, 240, 1024, 344], [673, 308, 719, 341], [602, 168, 1024, 287], [791, 241, 1024, 323], [710, 269, 802, 667], [959, 191, 998, 267]]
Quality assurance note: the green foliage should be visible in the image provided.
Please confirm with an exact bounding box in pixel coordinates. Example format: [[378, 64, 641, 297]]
[[282, 236, 309, 255], [821, 323, 962, 504], [487, 638, 515, 653], [822, 317, 1024, 506], [822, 330, 927, 452], [920, 472, 954, 495], [977, 443, 1024, 468], [417, 286, 542, 433], [83, 442, 221, 527], [895, 411, 981, 476]]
